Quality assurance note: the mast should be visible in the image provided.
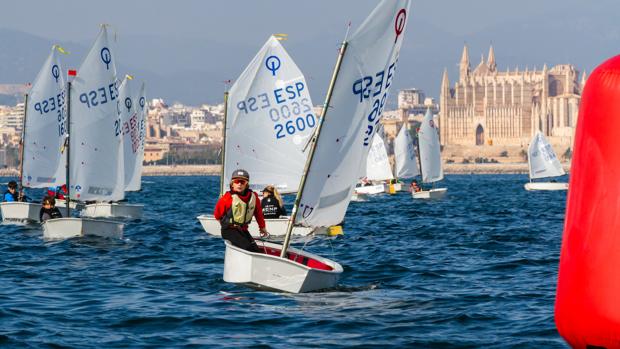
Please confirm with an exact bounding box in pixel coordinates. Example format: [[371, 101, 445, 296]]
[[416, 130, 424, 184], [17, 93, 28, 200], [65, 81, 71, 216], [219, 91, 229, 197], [280, 41, 349, 258]]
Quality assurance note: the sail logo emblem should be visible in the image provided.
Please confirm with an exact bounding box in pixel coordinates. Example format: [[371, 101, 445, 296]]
[[265, 55, 281, 76], [139, 97, 145, 110], [394, 9, 406, 43], [124, 97, 132, 112], [429, 119, 436, 128], [100, 47, 112, 70], [51, 65, 60, 83]]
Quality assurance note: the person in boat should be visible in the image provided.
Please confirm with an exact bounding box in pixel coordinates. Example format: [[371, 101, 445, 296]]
[[261, 185, 287, 219], [47, 185, 68, 200], [361, 177, 372, 187], [410, 180, 422, 193], [214, 169, 269, 253], [39, 195, 62, 222], [3, 180, 24, 202]]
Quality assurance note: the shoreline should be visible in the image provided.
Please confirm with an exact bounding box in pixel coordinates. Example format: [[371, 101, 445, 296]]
[[0, 163, 570, 177]]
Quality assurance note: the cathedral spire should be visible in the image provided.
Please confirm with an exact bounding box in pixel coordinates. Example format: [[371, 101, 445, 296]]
[[442, 68, 450, 91], [459, 44, 471, 82], [580, 70, 587, 87], [487, 45, 496, 72]]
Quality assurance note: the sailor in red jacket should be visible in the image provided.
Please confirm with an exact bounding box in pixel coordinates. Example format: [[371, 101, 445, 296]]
[[214, 169, 269, 252]]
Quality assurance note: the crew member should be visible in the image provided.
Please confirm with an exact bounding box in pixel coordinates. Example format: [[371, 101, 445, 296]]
[[214, 169, 268, 252], [39, 195, 62, 222], [3, 181, 20, 202], [261, 185, 287, 219]]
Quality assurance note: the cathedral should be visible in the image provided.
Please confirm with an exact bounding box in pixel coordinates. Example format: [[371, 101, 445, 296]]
[[439, 45, 584, 149]]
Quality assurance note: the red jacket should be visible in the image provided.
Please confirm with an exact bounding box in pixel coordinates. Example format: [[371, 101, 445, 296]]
[[214, 190, 266, 229]]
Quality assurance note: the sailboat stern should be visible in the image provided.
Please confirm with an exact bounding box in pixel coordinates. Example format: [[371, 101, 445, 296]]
[[42, 217, 124, 240], [0, 202, 42, 223], [223, 241, 342, 293], [81, 202, 144, 219]]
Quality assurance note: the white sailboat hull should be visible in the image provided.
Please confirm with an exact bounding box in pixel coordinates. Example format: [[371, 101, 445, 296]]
[[197, 214, 315, 238], [223, 240, 343, 293], [351, 192, 368, 202], [412, 187, 448, 199], [524, 182, 568, 191], [81, 202, 144, 219], [354, 184, 385, 195], [56, 199, 79, 210], [42, 217, 124, 240], [0, 202, 42, 223]]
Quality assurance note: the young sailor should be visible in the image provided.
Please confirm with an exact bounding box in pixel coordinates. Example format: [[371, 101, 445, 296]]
[[39, 195, 62, 222], [214, 169, 269, 252], [3, 181, 20, 202], [261, 185, 287, 219]]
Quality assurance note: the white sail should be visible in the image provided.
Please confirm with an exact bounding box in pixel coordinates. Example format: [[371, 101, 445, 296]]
[[223, 36, 317, 194], [365, 133, 393, 181], [296, 0, 411, 227], [528, 131, 565, 180], [394, 124, 419, 178], [22, 46, 67, 188], [119, 76, 144, 191], [69, 26, 124, 202], [418, 109, 443, 183]]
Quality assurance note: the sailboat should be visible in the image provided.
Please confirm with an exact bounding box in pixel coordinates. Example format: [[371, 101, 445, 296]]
[[394, 122, 420, 191], [223, 0, 411, 293], [81, 75, 145, 218], [42, 25, 124, 239], [413, 109, 447, 199], [354, 133, 394, 195], [0, 46, 68, 223], [524, 131, 568, 191], [197, 35, 318, 238]]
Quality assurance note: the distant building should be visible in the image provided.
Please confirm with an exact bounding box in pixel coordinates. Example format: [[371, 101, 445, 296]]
[[439, 45, 583, 148]]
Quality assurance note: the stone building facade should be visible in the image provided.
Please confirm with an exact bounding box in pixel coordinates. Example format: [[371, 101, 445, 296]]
[[439, 45, 584, 148]]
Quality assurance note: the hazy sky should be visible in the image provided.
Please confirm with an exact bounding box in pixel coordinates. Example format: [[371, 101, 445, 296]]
[[1, 0, 619, 104]]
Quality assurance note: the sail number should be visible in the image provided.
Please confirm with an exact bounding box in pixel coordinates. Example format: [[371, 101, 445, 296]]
[[33, 91, 65, 115], [274, 113, 316, 139], [78, 83, 119, 109], [351, 59, 399, 146]]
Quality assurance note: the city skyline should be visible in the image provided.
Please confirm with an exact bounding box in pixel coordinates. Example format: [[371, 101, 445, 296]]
[[0, 0, 619, 104]]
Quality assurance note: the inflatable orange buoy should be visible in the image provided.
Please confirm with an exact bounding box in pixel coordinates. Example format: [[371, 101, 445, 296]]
[[555, 55, 620, 348]]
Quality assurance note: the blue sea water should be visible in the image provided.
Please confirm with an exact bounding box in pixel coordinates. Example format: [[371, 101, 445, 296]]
[[0, 174, 568, 348]]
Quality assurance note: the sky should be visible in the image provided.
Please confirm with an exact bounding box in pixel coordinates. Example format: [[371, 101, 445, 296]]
[[1, 0, 619, 105]]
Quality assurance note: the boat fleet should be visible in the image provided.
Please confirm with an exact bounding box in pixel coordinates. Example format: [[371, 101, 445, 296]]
[[0, 0, 570, 294]]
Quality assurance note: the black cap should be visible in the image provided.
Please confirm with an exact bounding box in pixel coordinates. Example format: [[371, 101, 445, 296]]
[[231, 169, 250, 181], [8, 180, 17, 189]]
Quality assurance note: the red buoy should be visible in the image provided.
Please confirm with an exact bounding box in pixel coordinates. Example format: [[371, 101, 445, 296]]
[[556, 55, 620, 348]]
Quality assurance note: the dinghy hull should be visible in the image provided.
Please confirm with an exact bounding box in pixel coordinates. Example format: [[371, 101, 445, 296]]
[[81, 202, 143, 219], [0, 202, 42, 223], [354, 184, 385, 195], [223, 240, 342, 293], [197, 214, 315, 238], [524, 182, 568, 191], [412, 187, 448, 199], [42, 217, 124, 240]]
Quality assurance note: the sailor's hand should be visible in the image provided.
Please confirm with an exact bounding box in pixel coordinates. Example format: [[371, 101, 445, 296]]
[[259, 227, 269, 238]]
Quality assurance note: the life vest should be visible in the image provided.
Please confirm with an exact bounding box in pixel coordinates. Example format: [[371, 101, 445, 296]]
[[229, 191, 256, 225], [261, 197, 281, 219], [3, 190, 18, 202]]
